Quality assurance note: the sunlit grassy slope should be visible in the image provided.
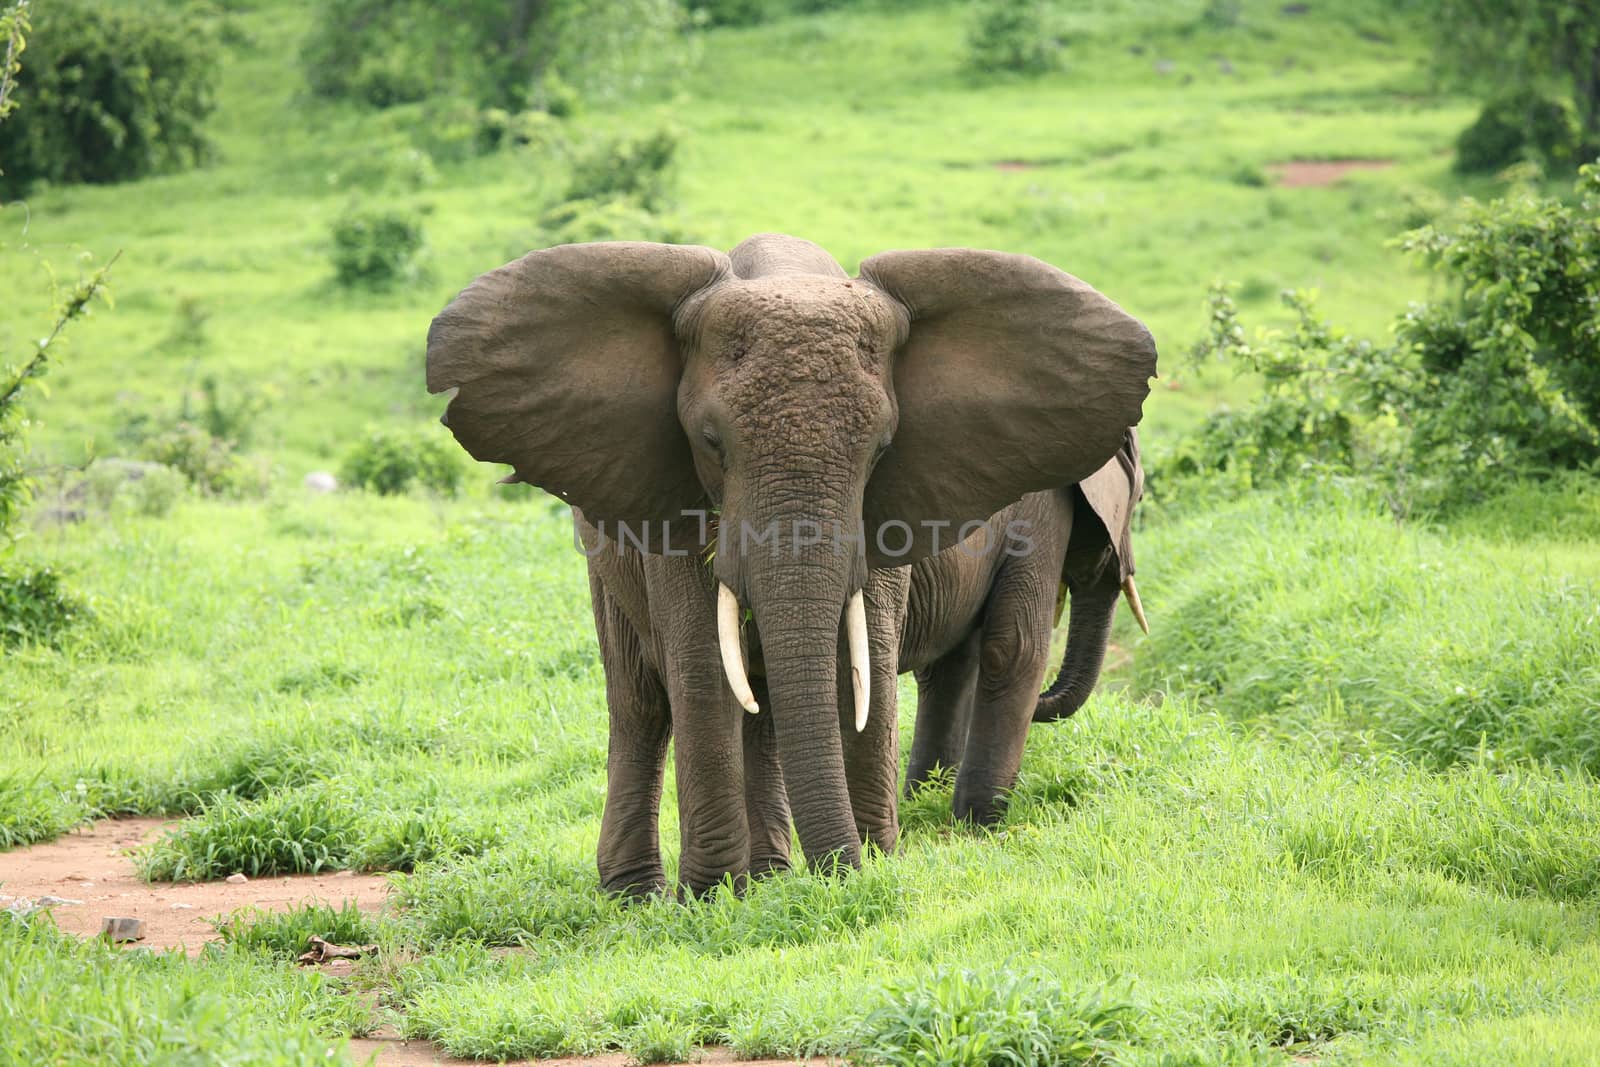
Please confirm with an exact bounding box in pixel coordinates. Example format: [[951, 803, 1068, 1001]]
[[4, 1, 1600, 1065]]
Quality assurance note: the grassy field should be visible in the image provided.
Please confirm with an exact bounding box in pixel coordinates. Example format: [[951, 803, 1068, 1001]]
[[4, 0, 1599, 1064]]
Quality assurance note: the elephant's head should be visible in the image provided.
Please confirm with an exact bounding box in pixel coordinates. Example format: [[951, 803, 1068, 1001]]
[[426, 233, 1156, 869]]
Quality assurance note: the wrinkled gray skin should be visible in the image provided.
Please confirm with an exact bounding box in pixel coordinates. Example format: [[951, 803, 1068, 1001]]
[[897, 430, 1143, 826], [426, 233, 1155, 896]]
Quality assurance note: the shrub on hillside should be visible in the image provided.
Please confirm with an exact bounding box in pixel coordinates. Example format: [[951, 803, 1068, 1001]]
[[329, 207, 424, 289], [0, 566, 82, 648], [1165, 164, 1600, 514], [566, 127, 679, 209], [967, 0, 1062, 76], [139, 424, 269, 498], [1455, 90, 1585, 174], [0, 0, 217, 196], [341, 428, 461, 496]]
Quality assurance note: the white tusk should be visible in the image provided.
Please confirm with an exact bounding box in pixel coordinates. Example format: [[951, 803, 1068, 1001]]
[[717, 583, 760, 714], [1122, 576, 1150, 636], [845, 590, 871, 733]]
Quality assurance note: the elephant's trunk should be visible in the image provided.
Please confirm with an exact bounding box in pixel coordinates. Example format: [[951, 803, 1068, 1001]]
[[742, 543, 863, 873], [1033, 571, 1121, 722]]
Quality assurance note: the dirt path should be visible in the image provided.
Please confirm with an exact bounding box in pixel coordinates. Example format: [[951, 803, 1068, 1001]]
[[1270, 159, 1393, 186], [0, 817, 393, 954]]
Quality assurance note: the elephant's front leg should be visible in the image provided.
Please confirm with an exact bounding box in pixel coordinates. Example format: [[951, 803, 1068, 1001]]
[[591, 579, 672, 898], [838, 567, 908, 855], [905, 630, 979, 796], [649, 556, 753, 896], [955, 568, 1055, 827], [742, 675, 792, 878]]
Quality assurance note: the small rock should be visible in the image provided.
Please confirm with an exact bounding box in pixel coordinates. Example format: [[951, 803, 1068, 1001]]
[[225, 873, 248, 884], [36, 896, 84, 907], [170, 902, 195, 910], [1154, 59, 1175, 75], [1217, 58, 1235, 74], [101, 916, 145, 942], [304, 471, 339, 493], [332, 870, 353, 879]]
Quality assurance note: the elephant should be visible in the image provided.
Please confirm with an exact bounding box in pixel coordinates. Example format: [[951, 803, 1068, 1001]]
[[426, 233, 1156, 896], [895, 429, 1146, 826]]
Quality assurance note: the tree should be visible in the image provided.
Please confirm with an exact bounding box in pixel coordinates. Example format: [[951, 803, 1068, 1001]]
[[1428, 1, 1600, 143]]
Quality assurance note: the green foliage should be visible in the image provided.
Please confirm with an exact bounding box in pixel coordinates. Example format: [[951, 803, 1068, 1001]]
[[0, 0, 217, 196], [1169, 165, 1600, 513], [340, 427, 462, 496], [301, 0, 690, 110], [0, 770, 81, 847], [566, 126, 679, 208], [84, 460, 187, 517], [136, 785, 363, 880], [139, 422, 270, 497], [856, 970, 1137, 1067], [215, 900, 378, 958], [1455, 90, 1585, 174], [0, 913, 365, 1062], [1426, 0, 1600, 138], [966, 0, 1062, 76], [0, 1, 27, 127], [329, 206, 424, 288]]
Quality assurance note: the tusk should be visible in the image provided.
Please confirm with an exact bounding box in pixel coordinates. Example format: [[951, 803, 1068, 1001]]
[[717, 583, 760, 714], [1122, 575, 1150, 635], [845, 590, 871, 733]]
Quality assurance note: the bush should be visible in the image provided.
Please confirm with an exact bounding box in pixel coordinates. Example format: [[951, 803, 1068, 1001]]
[[341, 428, 462, 496], [84, 459, 187, 518], [1455, 90, 1585, 174], [539, 196, 690, 245], [329, 206, 424, 289], [856, 970, 1136, 1067], [966, 0, 1062, 76], [0, 0, 217, 196], [139, 423, 269, 498], [565, 127, 678, 209], [0, 566, 82, 647], [1165, 164, 1600, 514]]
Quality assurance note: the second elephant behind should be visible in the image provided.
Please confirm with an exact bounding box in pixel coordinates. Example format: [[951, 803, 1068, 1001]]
[[896, 430, 1145, 824]]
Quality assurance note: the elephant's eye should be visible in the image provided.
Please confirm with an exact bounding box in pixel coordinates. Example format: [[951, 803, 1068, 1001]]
[[702, 428, 724, 458]]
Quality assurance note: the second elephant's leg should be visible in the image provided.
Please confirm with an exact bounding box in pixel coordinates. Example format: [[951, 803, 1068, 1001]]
[[954, 572, 1055, 827], [905, 630, 980, 796]]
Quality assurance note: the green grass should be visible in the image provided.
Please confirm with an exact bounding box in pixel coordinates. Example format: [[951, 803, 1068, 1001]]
[[3, 0, 1599, 1062]]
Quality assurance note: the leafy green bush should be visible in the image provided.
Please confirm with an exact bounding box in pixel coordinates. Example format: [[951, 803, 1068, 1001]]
[[856, 970, 1136, 1067], [1166, 164, 1600, 513], [1455, 90, 1585, 174], [340, 428, 462, 496], [137, 785, 362, 881], [329, 206, 424, 289], [215, 901, 378, 959], [0, 0, 217, 196], [566, 127, 678, 208], [966, 0, 1062, 76], [539, 196, 690, 244], [140, 423, 270, 497], [84, 460, 187, 518], [0, 566, 83, 647]]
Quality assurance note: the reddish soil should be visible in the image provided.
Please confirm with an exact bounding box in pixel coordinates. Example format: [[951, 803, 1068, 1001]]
[[1270, 159, 1394, 187], [993, 160, 1038, 171], [0, 818, 393, 954]]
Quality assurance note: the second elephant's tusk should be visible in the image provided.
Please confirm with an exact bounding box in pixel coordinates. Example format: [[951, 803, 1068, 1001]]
[[1122, 575, 1150, 635], [845, 590, 871, 733], [717, 583, 760, 714]]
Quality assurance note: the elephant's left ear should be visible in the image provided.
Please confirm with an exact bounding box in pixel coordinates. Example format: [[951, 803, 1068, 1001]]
[[858, 248, 1157, 565], [1076, 428, 1142, 582]]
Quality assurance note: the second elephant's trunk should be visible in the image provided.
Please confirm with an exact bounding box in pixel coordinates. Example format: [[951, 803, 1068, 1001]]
[[1033, 571, 1121, 722]]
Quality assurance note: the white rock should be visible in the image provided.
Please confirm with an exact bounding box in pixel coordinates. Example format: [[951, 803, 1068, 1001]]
[[303, 471, 339, 493], [225, 873, 248, 884]]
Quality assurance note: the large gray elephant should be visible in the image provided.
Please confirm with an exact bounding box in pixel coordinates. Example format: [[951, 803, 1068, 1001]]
[[897, 430, 1146, 826], [427, 233, 1155, 895]]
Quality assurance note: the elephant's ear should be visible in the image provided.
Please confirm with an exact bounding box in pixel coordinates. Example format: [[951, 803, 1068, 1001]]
[[1075, 428, 1142, 582], [427, 242, 731, 530], [857, 248, 1157, 565]]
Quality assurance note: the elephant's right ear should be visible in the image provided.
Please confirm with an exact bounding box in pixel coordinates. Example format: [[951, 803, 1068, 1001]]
[[427, 242, 731, 529]]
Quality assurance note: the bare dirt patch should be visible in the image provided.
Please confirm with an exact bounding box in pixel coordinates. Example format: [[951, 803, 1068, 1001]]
[[345, 1042, 832, 1067], [1270, 159, 1394, 187], [0, 818, 392, 954]]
